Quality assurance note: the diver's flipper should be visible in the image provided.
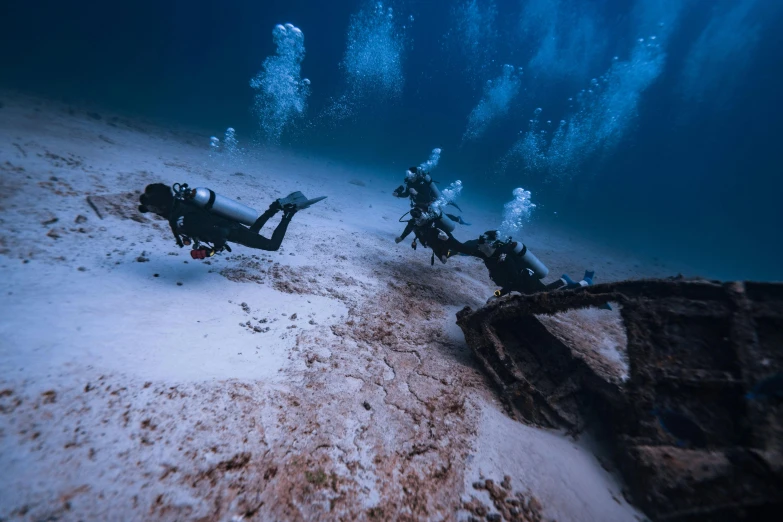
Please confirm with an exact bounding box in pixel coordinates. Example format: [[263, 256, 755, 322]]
[[446, 213, 471, 226], [297, 195, 327, 210], [447, 202, 463, 212], [277, 191, 327, 211], [277, 191, 306, 208]]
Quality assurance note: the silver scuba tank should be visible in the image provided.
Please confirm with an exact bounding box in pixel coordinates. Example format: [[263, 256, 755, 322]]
[[429, 181, 443, 201], [435, 212, 456, 234], [512, 241, 549, 279], [184, 186, 260, 226]]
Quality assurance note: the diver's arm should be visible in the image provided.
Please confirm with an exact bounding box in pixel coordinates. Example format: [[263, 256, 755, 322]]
[[167, 201, 185, 247], [169, 221, 184, 247], [393, 184, 411, 198], [397, 221, 415, 241]]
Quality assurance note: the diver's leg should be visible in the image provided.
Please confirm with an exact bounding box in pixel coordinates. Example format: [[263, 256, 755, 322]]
[[266, 212, 294, 251], [445, 236, 473, 256], [227, 212, 293, 252], [545, 278, 567, 290], [396, 221, 415, 243], [558, 271, 595, 290], [249, 202, 282, 233], [227, 226, 274, 250]]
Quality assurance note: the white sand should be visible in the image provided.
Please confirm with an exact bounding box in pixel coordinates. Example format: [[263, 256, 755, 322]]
[[0, 93, 656, 520], [464, 396, 637, 522]]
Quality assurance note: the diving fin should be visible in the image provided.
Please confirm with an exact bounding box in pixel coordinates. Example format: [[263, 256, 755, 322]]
[[277, 191, 327, 211], [446, 213, 471, 226]]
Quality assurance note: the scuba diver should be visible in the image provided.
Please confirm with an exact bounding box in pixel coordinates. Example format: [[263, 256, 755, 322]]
[[396, 206, 465, 265], [392, 166, 469, 243], [138, 182, 325, 258], [460, 230, 600, 298], [392, 167, 470, 244], [393, 166, 442, 209]]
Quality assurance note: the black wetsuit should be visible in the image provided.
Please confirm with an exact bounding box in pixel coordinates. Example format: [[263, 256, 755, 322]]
[[460, 239, 567, 295], [399, 217, 465, 263], [394, 175, 439, 209], [168, 199, 292, 252]]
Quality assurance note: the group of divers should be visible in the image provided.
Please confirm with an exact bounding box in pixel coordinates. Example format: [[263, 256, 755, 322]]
[[137, 163, 598, 300]]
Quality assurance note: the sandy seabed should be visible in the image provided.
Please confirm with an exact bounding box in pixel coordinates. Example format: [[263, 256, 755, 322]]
[[0, 93, 677, 521]]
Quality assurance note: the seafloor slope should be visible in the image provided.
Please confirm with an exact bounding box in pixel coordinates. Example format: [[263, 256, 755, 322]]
[[0, 93, 676, 521]]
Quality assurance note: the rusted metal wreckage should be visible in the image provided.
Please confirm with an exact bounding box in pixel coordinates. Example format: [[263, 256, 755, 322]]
[[456, 278, 783, 521]]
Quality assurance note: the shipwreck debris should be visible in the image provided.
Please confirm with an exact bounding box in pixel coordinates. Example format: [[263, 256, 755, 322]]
[[457, 278, 783, 521]]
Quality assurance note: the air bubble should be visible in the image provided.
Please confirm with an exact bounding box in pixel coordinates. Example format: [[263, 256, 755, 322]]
[[250, 23, 309, 141]]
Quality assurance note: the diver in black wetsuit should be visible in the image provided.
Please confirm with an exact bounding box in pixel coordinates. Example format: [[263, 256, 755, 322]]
[[397, 207, 465, 265], [392, 166, 469, 243], [460, 230, 596, 297], [138, 183, 320, 258], [393, 166, 440, 209]]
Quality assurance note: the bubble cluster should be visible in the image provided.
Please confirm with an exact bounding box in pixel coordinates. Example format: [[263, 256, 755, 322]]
[[463, 64, 522, 142], [209, 136, 220, 157], [208, 128, 245, 166], [680, 0, 769, 110], [321, 2, 407, 124], [499, 188, 537, 238], [418, 147, 442, 172], [519, 0, 606, 85], [430, 180, 463, 216], [450, 0, 499, 80], [503, 36, 666, 182], [631, 0, 684, 45], [249, 23, 311, 142], [223, 128, 239, 156], [343, 1, 405, 98]]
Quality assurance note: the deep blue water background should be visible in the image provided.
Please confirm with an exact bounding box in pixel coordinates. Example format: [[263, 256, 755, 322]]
[[2, 0, 782, 280]]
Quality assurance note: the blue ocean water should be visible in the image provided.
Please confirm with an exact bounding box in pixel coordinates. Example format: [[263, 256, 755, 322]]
[[2, 0, 781, 280]]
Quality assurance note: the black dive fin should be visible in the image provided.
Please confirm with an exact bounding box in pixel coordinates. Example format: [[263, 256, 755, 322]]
[[296, 195, 327, 210], [447, 201, 462, 211], [277, 191, 306, 207], [446, 213, 471, 226], [277, 191, 327, 210]]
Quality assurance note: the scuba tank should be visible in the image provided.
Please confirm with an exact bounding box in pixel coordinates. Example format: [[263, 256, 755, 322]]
[[173, 183, 259, 226], [435, 213, 456, 234], [429, 180, 443, 202], [511, 241, 549, 279], [425, 205, 456, 234]]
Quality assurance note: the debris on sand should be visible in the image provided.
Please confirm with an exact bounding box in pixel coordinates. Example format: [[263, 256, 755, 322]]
[[462, 477, 547, 522]]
